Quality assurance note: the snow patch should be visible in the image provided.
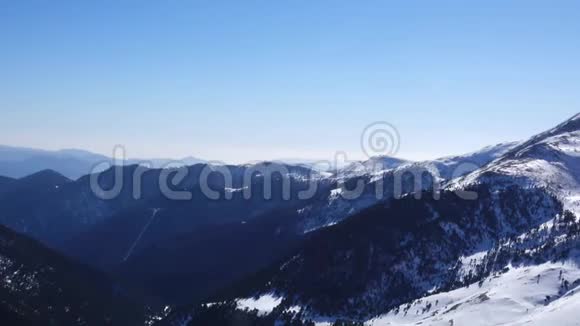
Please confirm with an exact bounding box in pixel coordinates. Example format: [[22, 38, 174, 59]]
[[237, 293, 283, 316], [366, 260, 580, 326]]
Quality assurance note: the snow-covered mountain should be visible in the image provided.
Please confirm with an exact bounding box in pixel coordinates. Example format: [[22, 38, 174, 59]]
[[298, 141, 521, 232], [368, 253, 580, 326], [336, 156, 411, 179], [335, 141, 518, 181], [425, 141, 521, 180], [160, 113, 580, 325], [450, 113, 580, 215]]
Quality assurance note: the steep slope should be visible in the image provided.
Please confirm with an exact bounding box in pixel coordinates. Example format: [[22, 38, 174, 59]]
[[0, 224, 152, 325]]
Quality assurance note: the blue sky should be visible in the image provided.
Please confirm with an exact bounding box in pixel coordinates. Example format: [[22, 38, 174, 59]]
[[1, 0, 579, 163]]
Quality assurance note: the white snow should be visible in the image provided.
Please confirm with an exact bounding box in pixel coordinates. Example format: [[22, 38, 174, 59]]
[[225, 187, 248, 193], [236, 293, 283, 316], [330, 187, 344, 198], [450, 130, 580, 217], [457, 251, 488, 280], [365, 259, 580, 326]]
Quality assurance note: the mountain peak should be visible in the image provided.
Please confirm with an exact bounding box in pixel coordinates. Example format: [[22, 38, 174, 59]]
[[19, 169, 71, 185]]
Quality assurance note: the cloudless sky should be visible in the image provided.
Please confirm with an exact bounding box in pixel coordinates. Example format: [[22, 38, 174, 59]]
[[1, 0, 579, 163]]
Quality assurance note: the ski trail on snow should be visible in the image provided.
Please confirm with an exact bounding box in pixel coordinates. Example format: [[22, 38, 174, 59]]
[[123, 208, 160, 262]]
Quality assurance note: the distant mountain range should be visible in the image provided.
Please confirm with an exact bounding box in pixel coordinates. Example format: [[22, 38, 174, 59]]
[[0, 145, 207, 180]]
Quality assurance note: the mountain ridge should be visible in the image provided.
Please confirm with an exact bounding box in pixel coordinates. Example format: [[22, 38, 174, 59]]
[[0, 145, 207, 180], [159, 113, 580, 325]]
